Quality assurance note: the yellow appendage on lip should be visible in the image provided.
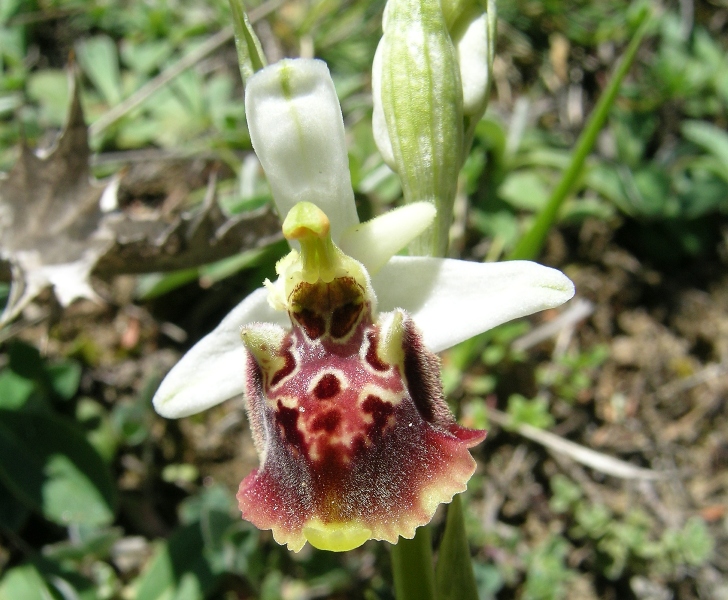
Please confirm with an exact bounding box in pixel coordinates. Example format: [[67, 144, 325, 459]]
[[303, 520, 373, 551]]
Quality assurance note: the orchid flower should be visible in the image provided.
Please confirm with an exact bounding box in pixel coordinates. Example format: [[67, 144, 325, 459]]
[[152, 58, 574, 552]]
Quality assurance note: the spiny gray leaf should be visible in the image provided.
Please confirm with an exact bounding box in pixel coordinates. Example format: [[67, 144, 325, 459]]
[[0, 70, 282, 327]]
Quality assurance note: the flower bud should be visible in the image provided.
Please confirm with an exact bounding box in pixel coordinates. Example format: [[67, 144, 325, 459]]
[[373, 0, 464, 256]]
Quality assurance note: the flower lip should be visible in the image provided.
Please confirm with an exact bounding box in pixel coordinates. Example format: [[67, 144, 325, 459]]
[[238, 295, 487, 552]]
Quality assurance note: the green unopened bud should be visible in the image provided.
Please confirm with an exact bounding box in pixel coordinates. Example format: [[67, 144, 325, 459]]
[[373, 0, 464, 257]]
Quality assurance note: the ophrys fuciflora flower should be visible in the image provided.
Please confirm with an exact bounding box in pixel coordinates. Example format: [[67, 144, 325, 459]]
[[153, 58, 575, 552]]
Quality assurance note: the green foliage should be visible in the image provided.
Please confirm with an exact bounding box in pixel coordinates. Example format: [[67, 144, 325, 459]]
[[0, 564, 50, 600], [435, 495, 479, 600], [0, 410, 117, 526], [522, 535, 573, 600], [465, 7, 727, 262], [506, 394, 554, 429], [549, 475, 715, 580], [134, 523, 221, 600], [0, 340, 116, 533], [537, 344, 609, 403]]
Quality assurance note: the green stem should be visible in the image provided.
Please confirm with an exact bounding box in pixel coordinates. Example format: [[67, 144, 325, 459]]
[[435, 494, 479, 600], [507, 11, 652, 261], [391, 526, 437, 600]]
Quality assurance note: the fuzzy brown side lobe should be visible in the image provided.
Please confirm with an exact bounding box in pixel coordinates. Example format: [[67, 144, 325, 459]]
[[402, 315, 454, 428]]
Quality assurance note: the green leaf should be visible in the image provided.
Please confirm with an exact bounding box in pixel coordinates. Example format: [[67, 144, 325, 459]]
[[134, 523, 220, 600], [76, 35, 123, 106], [5, 341, 81, 402], [120, 39, 174, 75], [135, 269, 200, 300], [45, 361, 82, 400], [506, 394, 554, 429], [391, 526, 436, 600], [631, 165, 672, 217], [548, 475, 583, 514], [678, 516, 714, 566], [26, 69, 69, 127], [682, 120, 728, 171], [499, 171, 550, 211], [228, 0, 267, 85], [44, 526, 123, 562], [36, 556, 98, 600], [198, 244, 282, 287], [435, 494, 479, 600], [76, 398, 118, 463], [0, 369, 35, 410], [0, 0, 24, 24], [7, 340, 46, 382], [523, 536, 573, 600], [0, 564, 54, 600], [0, 410, 116, 526]]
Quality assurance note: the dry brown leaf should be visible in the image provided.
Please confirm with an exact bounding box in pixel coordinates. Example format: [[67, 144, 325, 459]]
[[0, 73, 118, 325], [0, 72, 282, 326]]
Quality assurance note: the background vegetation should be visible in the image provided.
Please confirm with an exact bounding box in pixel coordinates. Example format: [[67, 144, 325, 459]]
[[0, 0, 726, 598]]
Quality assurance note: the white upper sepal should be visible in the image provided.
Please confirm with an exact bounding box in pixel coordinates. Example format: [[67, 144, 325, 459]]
[[339, 202, 436, 274], [245, 58, 359, 243], [152, 288, 288, 418], [371, 257, 575, 353], [452, 10, 489, 116]]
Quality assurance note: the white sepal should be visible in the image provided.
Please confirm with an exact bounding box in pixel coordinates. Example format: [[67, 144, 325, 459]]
[[371, 257, 575, 353], [245, 59, 359, 243], [152, 288, 288, 418]]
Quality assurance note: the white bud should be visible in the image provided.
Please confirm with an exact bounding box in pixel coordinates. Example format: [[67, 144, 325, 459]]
[[452, 10, 489, 116]]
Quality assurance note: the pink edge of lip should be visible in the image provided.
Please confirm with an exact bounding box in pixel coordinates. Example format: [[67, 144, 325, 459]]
[[236, 415, 486, 550]]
